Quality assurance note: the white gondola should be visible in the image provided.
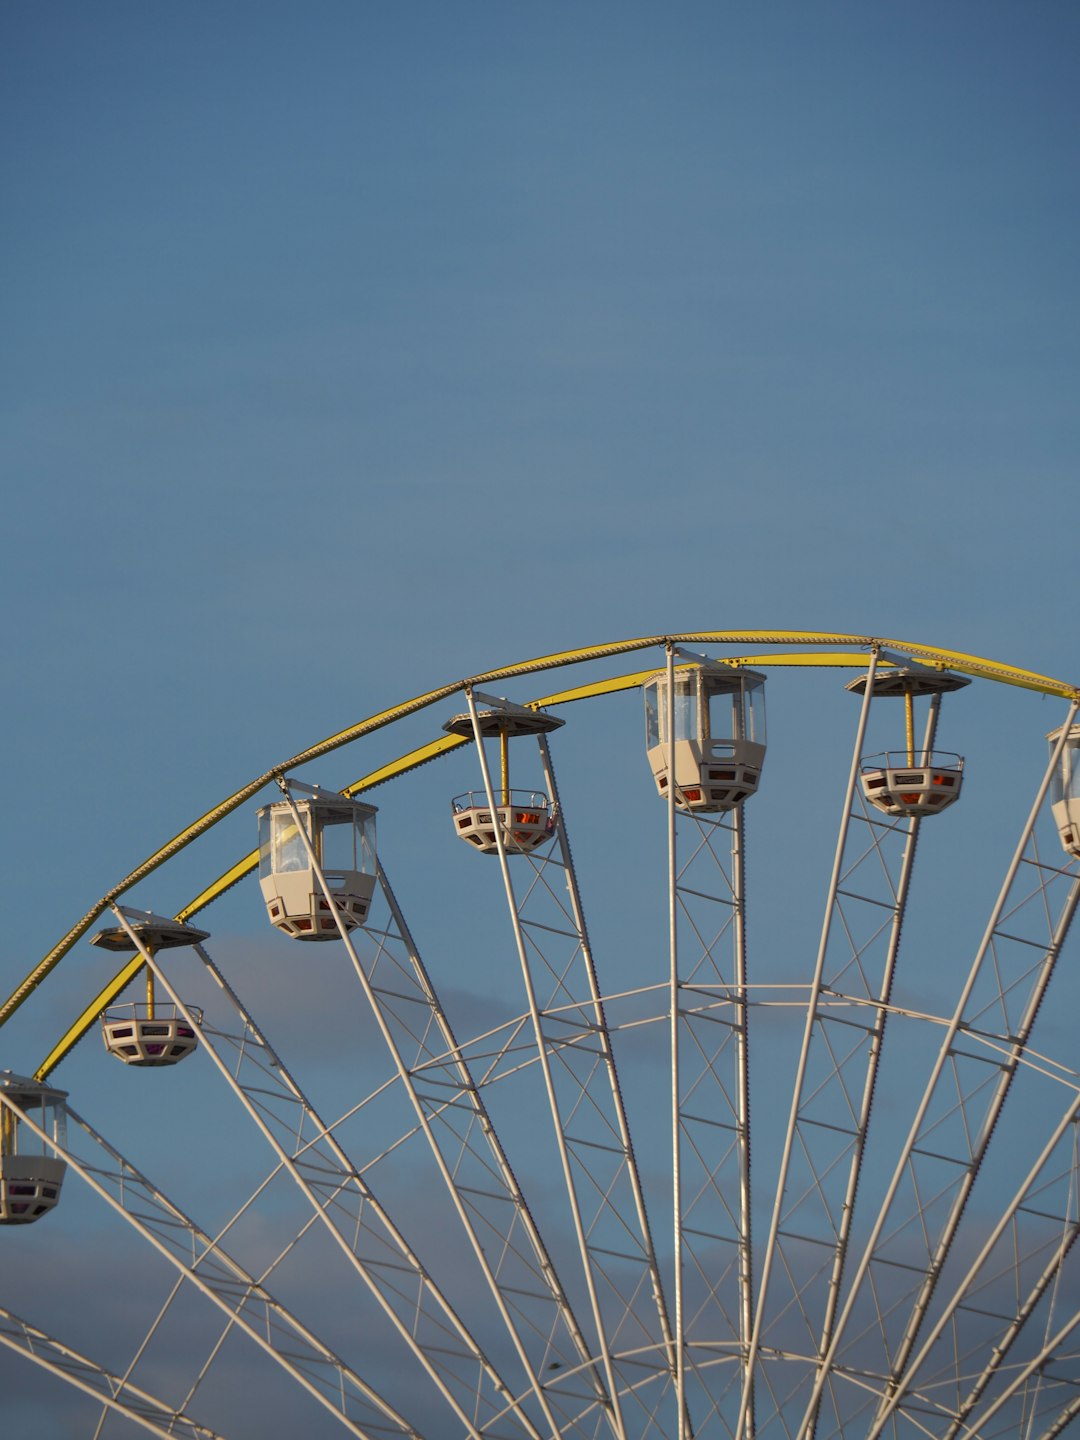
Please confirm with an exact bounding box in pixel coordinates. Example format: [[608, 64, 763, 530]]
[[0, 1073, 67, 1224], [857, 752, 965, 815], [92, 912, 208, 1066], [450, 789, 554, 853], [444, 704, 563, 854], [643, 661, 766, 811], [1048, 722, 1080, 857], [848, 667, 968, 817], [99, 1003, 203, 1066], [258, 787, 377, 939]]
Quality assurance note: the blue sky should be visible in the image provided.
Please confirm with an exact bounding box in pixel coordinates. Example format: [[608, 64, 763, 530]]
[[3, 3, 1080, 1435], [2, 0, 1072, 932], [4, 0, 1078, 889]]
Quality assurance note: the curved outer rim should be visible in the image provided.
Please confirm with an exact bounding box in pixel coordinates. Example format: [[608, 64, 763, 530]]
[[3, 629, 1075, 1080]]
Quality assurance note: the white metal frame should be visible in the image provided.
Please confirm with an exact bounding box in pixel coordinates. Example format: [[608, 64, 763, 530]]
[[0, 1082, 422, 1440], [661, 645, 757, 1440], [6, 649, 1080, 1439], [461, 687, 680, 1437], [0, 1303, 225, 1440], [275, 779, 617, 1440], [795, 698, 1080, 1439], [104, 904, 543, 1440]]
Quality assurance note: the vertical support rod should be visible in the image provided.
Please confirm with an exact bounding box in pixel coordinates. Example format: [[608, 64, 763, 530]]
[[500, 728, 510, 807], [666, 643, 687, 1440], [735, 646, 880, 1440], [145, 946, 155, 1020], [731, 800, 755, 1440], [904, 688, 915, 765]]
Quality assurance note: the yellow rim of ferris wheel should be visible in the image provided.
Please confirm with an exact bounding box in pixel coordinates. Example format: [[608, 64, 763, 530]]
[[4, 629, 1076, 1081]]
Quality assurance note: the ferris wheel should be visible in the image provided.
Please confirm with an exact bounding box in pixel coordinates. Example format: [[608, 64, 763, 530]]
[[2, 630, 1080, 1440]]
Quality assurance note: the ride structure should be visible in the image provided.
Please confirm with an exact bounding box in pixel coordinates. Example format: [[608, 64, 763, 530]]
[[1, 630, 1079, 1440]]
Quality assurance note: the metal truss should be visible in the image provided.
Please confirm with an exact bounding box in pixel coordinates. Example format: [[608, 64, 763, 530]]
[[273, 782, 618, 1440], [669, 802, 754, 1438], [741, 650, 939, 1438], [654, 648, 755, 1440], [460, 689, 678, 1440], [0, 1089, 421, 1440], [866, 1093, 1080, 1438], [103, 906, 543, 1440], [796, 700, 1080, 1440], [0, 1303, 225, 1440]]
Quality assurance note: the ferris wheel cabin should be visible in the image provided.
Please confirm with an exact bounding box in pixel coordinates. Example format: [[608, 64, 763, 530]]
[[643, 662, 767, 812], [92, 913, 208, 1066], [258, 790, 377, 939], [1048, 723, 1080, 858], [444, 703, 563, 854], [848, 667, 968, 816], [0, 1073, 67, 1224]]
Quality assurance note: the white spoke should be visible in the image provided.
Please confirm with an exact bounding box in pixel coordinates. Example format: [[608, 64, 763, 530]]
[[0, 1303, 225, 1440]]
